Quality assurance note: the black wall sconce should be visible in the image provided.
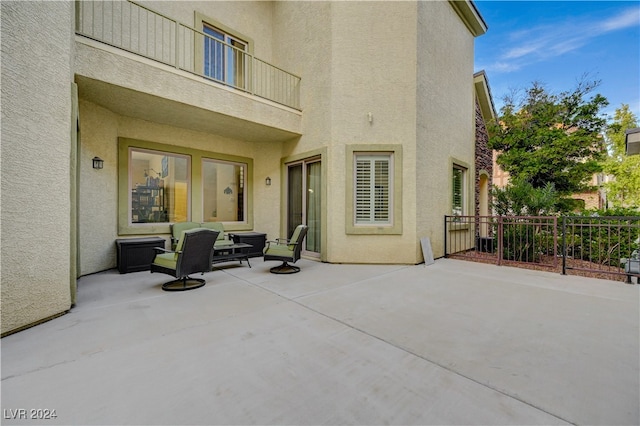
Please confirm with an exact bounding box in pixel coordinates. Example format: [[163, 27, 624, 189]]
[[92, 157, 104, 169], [265, 177, 272, 186]]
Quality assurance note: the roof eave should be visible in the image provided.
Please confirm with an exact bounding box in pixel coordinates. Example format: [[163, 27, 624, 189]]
[[449, 0, 488, 37]]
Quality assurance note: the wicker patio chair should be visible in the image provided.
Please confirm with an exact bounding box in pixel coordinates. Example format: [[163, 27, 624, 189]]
[[151, 228, 219, 291], [263, 225, 308, 274]]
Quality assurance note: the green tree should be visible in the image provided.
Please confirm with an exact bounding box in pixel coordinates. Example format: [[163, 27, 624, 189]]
[[492, 178, 559, 216], [488, 79, 608, 197], [602, 104, 640, 208]]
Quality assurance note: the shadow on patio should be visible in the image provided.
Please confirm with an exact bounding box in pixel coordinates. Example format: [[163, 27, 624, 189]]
[[1, 258, 638, 425]]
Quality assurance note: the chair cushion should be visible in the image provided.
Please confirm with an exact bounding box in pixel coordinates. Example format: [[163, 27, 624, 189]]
[[199, 222, 225, 240], [264, 243, 294, 258], [288, 225, 304, 249], [172, 222, 199, 241], [152, 252, 177, 269]]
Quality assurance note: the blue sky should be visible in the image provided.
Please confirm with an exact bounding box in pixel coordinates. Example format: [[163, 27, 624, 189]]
[[474, 1, 640, 121]]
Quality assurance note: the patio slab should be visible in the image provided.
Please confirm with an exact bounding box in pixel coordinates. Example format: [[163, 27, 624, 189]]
[[1, 258, 638, 425]]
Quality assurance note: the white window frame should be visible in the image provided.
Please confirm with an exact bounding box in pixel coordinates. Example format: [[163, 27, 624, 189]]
[[354, 153, 393, 225], [346, 145, 402, 235], [452, 163, 467, 217]]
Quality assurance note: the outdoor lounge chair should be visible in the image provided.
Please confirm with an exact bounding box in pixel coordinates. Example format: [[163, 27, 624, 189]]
[[263, 225, 308, 274], [151, 228, 219, 291]]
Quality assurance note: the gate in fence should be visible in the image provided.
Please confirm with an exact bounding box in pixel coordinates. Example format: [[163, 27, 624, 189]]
[[444, 215, 640, 283]]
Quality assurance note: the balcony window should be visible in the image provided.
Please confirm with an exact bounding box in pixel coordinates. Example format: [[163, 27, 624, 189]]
[[202, 23, 247, 89]]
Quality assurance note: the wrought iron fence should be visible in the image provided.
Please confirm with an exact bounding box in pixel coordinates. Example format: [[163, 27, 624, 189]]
[[562, 216, 640, 283], [75, 0, 301, 110], [445, 215, 640, 283]]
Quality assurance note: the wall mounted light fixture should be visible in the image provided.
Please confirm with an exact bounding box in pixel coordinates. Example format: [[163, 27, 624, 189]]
[[265, 177, 272, 186], [92, 157, 104, 169]]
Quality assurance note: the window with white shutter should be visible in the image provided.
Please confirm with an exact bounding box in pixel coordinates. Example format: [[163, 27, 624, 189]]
[[355, 154, 392, 225], [452, 165, 466, 216]]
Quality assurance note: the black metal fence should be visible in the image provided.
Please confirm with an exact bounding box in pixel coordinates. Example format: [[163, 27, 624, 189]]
[[444, 215, 640, 283]]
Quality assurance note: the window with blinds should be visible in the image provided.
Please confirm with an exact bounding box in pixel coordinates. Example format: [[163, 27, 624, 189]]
[[452, 165, 465, 216], [355, 154, 392, 224]]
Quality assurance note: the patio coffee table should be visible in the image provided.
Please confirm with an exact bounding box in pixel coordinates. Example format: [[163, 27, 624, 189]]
[[212, 243, 253, 268]]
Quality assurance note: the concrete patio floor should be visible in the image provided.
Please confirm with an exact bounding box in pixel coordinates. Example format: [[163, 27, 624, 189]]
[[1, 258, 638, 425]]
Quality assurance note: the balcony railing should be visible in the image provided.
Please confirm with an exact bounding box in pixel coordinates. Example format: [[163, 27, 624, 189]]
[[75, 0, 301, 110]]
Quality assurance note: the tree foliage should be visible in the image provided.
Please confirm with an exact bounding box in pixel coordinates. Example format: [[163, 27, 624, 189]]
[[602, 104, 640, 208], [488, 79, 608, 195], [491, 178, 559, 216]]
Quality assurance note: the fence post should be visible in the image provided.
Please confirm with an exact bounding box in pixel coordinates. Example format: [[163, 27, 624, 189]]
[[497, 215, 503, 266], [552, 216, 558, 270], [443, 216, 448, 258], [561, 216, 567, 275]]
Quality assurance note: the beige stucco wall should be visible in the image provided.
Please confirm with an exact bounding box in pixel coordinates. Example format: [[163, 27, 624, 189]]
[[272, 1, 421, 264], [416, 1, 477, 259], [1, 1, 74, 334], [328, 1, 419, 263], [76, 0, 480, 272], [78, 101, 119, 274]]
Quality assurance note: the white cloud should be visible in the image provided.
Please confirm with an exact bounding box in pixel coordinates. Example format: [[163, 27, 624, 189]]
[[598, 8, 639, 32], [503, 42, 544, 60], [488, 6, 639, 74]]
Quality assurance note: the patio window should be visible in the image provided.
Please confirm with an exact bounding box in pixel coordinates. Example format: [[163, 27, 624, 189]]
[[129, 149, 190, 224], [119, 138, 253, 235], [202, 159, 247, 222]]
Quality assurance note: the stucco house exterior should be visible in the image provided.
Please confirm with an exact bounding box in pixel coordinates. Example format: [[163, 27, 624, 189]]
[[1, 0, 487, 335]]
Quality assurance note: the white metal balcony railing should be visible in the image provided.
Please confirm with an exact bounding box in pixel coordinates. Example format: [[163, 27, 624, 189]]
[[75, 0, 301, 110]]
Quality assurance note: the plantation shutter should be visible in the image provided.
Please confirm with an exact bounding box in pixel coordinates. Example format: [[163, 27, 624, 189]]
[[374, 159, 389, 221], [452, 166, 463, 216], [355, 155, 391, 224]]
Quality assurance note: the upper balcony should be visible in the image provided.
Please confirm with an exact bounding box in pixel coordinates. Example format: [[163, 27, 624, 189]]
[[75, 0, 301, 142]]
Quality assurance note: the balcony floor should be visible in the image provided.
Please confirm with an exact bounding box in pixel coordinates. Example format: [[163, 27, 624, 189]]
[[2, 259, 638, 425]]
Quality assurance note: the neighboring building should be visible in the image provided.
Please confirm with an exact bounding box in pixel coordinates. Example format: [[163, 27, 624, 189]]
[[626, 128, 640, 156], [492, 119, 609, 212], [492, 161, 609, 211], [1, 0, 487, 335], [570, 173, 612, 210], [491, 151, 511, 189], [473, 71, 496, 219]]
